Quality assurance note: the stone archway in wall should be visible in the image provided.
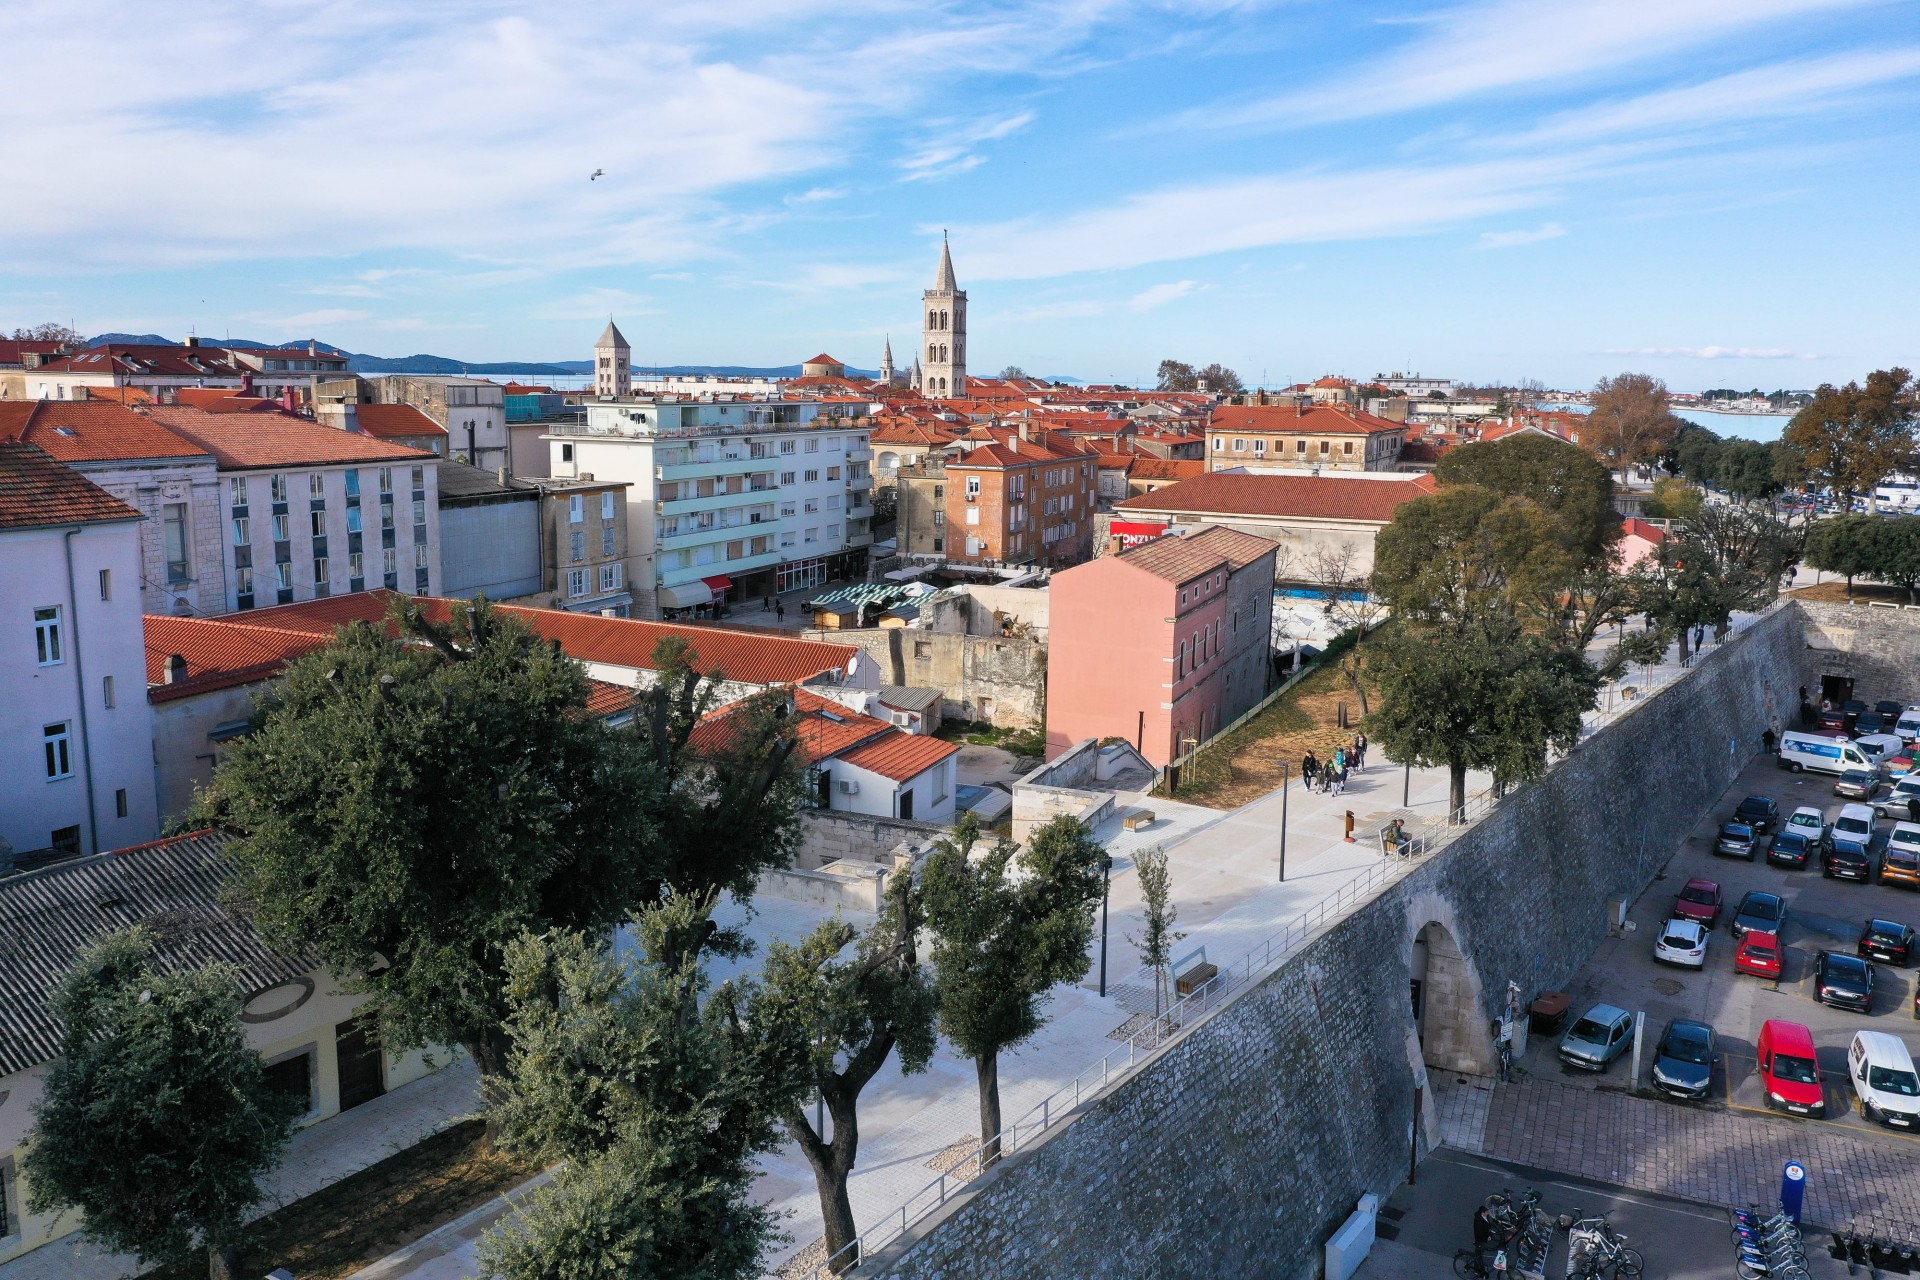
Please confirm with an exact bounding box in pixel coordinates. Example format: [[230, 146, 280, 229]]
[[1402, 892, 1497, 1078]]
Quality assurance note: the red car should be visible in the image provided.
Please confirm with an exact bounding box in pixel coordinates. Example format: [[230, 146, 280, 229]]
[[1758, 1019, 1825, 1117], [1736, 930, 1784, 979], [1673, 877, 1723, 928]]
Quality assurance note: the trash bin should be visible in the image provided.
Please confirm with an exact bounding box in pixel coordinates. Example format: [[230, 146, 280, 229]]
[[1529, 992, 1570, 1037]]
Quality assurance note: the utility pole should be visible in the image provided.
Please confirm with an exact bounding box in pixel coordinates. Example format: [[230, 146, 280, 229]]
[[1277, 761, 1291, 882], [1097, 853, 1114, 996]]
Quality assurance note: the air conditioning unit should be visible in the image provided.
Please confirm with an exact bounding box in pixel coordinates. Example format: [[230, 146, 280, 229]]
[[837, 779, 860, 795]]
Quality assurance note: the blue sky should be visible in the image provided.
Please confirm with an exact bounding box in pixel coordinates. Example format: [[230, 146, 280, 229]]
[[2, 0, 1917, 390]]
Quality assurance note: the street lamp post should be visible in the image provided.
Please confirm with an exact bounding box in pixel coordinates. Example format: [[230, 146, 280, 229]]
[[1277, 761, 1290, 882], [1403, 759, 1411, 808], [1097, 853, 1114, 997]]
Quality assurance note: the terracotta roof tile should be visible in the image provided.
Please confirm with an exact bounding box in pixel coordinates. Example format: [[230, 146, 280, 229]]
[[0, 442, 145, 531], [0, 400, 208, 463], [352, 404, 449, 439], [835, 730, 959, 782], [1115, 471, 1438, 522], [1114, 525, 1275, 583], [1207, 403, 1404, 436], [1130, 458, 1203, 481], [38, 344, 247, 378], [145, 405, 435, 469]]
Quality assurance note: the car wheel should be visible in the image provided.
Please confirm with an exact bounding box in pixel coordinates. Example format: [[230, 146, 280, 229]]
[[1790, 762, 1804, 773]]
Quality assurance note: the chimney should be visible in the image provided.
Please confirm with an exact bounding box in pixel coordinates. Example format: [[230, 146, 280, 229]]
[[1018, 419, 1031, 443], [308, 339, 318, 356], [184, 335, 201, 348], [165, 653, 189, 684], [496, 466, 509, 486]]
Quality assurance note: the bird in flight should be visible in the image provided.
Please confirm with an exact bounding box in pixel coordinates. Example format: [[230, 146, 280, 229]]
[[590, 168, 605, 181]]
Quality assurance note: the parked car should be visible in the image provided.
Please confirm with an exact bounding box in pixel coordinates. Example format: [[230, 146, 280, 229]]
[[1860, 919, 1917, 966], [1655, 917, 1709, 967], [1651, 1018, 1717, 1100], [1673, 878, 1723, 927], [1715, 821, 1758, 859], [1858, 711, 1889, 737], [1824, 836, 1879, 882], [1849, 1031, 1920, 1129], [1734, 795, 1781, 834], [1893, 706, 1920, 743], [1837, 770, 1884, 801], [1877, 699, 1906, 722], [1833, 803, 1879, 843], [1845, 699, 1869, 733], [1818, 705, 1849, 733], [1815, 951, 1875, 1013], [1766, 830, 1815, 869], [1736, 930, 1785, 979], [1559, 1004, 1635, 1071], [1758, 1019, 1826, 1116], [1873, 777, 1920, 819], [1786, 805, 1829, 840], [1733, 890, 1788, 939], [1857, 733, 1906, 769]]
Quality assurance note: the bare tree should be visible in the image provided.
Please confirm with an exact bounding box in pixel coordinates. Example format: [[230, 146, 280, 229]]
[[1305, 544, 1387, 716], [1127, 848, 1183, 1017]]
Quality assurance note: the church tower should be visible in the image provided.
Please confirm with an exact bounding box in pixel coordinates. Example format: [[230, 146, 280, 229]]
[[879, 335, 896, 385], [921, 236, 966, 399], [594, 320, 631, 398]]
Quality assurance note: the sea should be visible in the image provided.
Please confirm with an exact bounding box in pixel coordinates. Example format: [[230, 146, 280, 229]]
[[1542, 403, 1794, 443]]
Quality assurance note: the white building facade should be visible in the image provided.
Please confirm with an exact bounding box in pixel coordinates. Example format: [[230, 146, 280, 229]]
[[221, 459, 442, 611]]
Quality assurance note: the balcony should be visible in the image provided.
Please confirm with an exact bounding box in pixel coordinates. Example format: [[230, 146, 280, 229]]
[[659, 546, 782, 588], [848, 473, 874, 491], [847, 446, 874, 463], [658, 489, 776, 518], [657, 516, 777, 550], [845, 529, 874, 548], [655, 455, 776, 483], [847, 502, 875, 520]]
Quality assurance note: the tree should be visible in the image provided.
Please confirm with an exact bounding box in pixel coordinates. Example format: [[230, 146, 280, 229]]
[[999, 365, 1028, 380], [742, 874, 936, 1272], [1128, 847, 1183, 1017], [1640, 476, 1704, 520], [25, 931, 301, 1280], [1435, 432, 1619, 566], [1366, 613, 1600, 819], [10, 321, 81, 345], [1716, 439, 1784, 503], [1647, 502, 1799, 648], [1587, 372, 1682, 481], [1867, 518, 1920, 604], [201, 599, 801, 1099], [478, 899, 781, 1280], [920, 814, 1104, 1166], [1783, 368, 1917, 510], [1371, 485, 1568, 626], [1304, 544, 1386, 715], [1156, 359, 1197, 392], [1665, 423, 1725, 485], [1196, 362, 1244, 395], [1806, 514, 1883, 597]]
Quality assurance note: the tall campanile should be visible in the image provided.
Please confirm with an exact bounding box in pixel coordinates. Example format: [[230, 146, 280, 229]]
[[920, 235, 966, 400]]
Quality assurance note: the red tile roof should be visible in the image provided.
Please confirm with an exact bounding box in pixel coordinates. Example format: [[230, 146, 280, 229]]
[[1207, 403, 1405, 436], [1621, 517, 1667, 544], [0, 339, 66, 366], [688, 687, 893, 766], [585, 679, 636, 717], [1114, 471, 1439, 522], [1115, 525, 1276, 582], [1130, 458, 1203, 482], [0, 442, 145, 531], [835, 730, 959, 782], [37, 344, 247, 378], [174, 388, 281, 413], [0, 400, 209, 464], [352, 404, 449, 439], [145, 405, 435, 470], [144, 614, 334, 702]]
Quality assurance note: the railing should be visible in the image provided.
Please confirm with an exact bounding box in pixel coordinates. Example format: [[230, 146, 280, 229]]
[[797, 829, 1443, 1278]]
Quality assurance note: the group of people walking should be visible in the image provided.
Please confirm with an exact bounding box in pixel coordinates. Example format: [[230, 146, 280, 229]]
[[1300, 733, 1367, 795]]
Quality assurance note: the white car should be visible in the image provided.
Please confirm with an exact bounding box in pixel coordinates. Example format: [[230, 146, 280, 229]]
[[1888, 822, 1920, 862], [1832, 803, 1878, 843], [1785, 805, 1827, 841], [1849, 1032, 1920, 1130], [1875, 774, 1920, 819], [1654, 917, 1708, 968], [1895, 707, 1920, 744]]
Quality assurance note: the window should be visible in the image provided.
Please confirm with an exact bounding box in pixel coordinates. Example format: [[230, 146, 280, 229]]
[[43, 722, 73, 780], [310, 473, 326, 498], [98, 568, 111, 600], [1296, 439, 1307, 454], [804, 499, 819, 513], [347, 507, 363, 533], [230, 476, 249, 504], [411, 465, 424, 489], [570, 531, 586, 561], [271, 474, 288, 502], [1319, 440, 1331, 454], [34, 606, 62, 665], [826, 495, 841, 510], [163, 503, 191, 582], [779, 532, 796, 548], [313, 556, 329, 584], [569, 494, 585, 523], [235, 565, 253, 595], [50, 824, 81, 854], [275, 561, 292, 591], [827, 523, 842, 540], [804, 469, 820, 482], [965, 477, 981, 498], [345, 469, 361, 497], [600, 563, 623, 591], [232, 516, 250, 545], [781, 440, 796, 455], [262, 1051, 315, 1117], [381, 502, 394, 530], [273, 513, 290, 541], [600, 492, 616, 520], [966, 507, 980, 525], [383, 548, 398, 575], [115, 788, 128, 818], [560, 443, 574, 464], [412, 499, 426, 525], [780, 471, 796, 484], [568, 568, 589, 597], [1211, 437, 1223, 451], [102, 675, 115, 709], [310, 510, 326, 537], [349, 552, 363, 580], [1253, 439, 1266, 454], [1343, 441, 1355, 456], [826, 466, 841, 480], [601, 525, 616, 556], [378, 467, 393, 493], [805, 439, 819, 453], [415, 544, 429, 570], [804, 528, 818, 543]]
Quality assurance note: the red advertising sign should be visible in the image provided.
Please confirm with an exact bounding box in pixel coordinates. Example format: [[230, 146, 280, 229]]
[[1111, 520, 1168, 549]]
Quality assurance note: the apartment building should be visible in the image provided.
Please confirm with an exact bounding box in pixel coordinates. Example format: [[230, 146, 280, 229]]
[[898, 424, 1098, 568], [24, 339, 249, 401], [313, 375, 510, 473], [1205, 401, 1407, 473], [545, 398, 873, 618], [148, 407, 441, 609], [1046, 526, 1276, 768], [0, 442, 159, 863]]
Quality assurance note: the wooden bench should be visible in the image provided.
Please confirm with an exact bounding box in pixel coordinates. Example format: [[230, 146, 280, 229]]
[[1123, 810, 1156, 832], [1175, 961, 1219, 997]]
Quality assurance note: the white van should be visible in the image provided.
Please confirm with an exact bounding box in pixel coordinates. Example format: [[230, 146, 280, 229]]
[[1849, 1032, 1920, 1129], [1896, 707, 1920, 743], [1855, 733, 1907, 767], [1778, 730, 1876, 776]]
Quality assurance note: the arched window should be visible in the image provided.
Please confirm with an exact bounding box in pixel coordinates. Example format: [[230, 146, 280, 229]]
[[941, 310, 949, 330]]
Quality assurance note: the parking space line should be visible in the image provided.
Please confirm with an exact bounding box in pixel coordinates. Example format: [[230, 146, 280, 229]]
[[1720, 1050, 1920, 1144]]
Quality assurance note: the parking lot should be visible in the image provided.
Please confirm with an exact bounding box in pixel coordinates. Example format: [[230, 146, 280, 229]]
[[1520, 749, 1920, 1145]]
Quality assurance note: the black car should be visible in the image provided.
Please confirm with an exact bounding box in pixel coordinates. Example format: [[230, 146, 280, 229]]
[[1735, 795, 1781, 834], [1732, 890, 1788, 939], [1845, 699, 1869, 734], [1716, 822, 1758, 859], [1824, 837, 1878, 882], [1878, 699, 1906, 721], [1859, 711, 1889, 737], [1860, 919, 1918, 966], [1651, 1018, 1717, 1099], [1766, 830, 1815, 869], [1815, 950, 1875, 1012]]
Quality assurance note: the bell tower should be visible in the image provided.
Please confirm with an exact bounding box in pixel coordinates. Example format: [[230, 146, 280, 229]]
[[594, 319, 631, 398], [920, 235, 966, 400]]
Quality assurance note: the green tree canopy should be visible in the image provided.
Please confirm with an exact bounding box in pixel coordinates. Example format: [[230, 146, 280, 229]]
[[1804, 514, 1877, 594], [921, 815, 1104, 1165], [1640, 476, 1704, 520], [1644, 502, 1800, 653], [1434, 432, 1619, 565], [1371, 484, 1568, 625], [1155, 359, 1197, 392], [1783, 368, 1917, 508], [1715, 439, 1785, 502], [25, 931, 301, 1280]]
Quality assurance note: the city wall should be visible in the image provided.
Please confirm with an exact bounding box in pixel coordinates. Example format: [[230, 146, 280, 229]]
[[865, 602, 1812, 1280], [805, 627, 1046, 729]]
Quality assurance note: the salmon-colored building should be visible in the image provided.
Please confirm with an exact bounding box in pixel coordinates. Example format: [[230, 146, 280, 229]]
[[1046, 525, 1276, 767]]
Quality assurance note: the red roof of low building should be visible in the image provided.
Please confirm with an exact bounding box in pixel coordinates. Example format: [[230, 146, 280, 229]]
[[688, 687, 893, 766], [1114, 525, 1276, 583], [1114, 471, 1439, 522], [353, 404, 449, 439], [36, 344, 247, 378], [1207, 403, 1405, 436], [0, 442, 145, 531], [835, 730, 959, 782], [0, 339, 66, 366], [0, 399, 209, 464], [144, 614, 335, 702], [1621, 517, 1667, 544], [145, 405, 435, 470], [1130, 458, 1203, 482]]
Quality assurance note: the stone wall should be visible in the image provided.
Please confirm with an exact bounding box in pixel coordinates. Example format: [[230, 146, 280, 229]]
[[1793, 598, 1920, 705], [804, 627, 1046, 729], [795, 809, 945, 871], [865, 603, 1806, 1280]]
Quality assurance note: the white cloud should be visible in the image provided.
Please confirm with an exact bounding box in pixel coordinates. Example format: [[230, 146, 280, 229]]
[[305, 283, 385, 298], [1605, 345, 1814, 359], [785, 186, 848, 206], [1475, 222, 1565, 250], [899, 111, 1035, 182], [1128, 280, 1204, 310]]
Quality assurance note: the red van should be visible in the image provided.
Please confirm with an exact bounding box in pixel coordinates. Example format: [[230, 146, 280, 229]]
[[1757, 1020, 1825, 1117]]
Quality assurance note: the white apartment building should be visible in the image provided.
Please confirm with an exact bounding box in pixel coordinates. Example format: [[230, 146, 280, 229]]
[[546, 398, 873, 617], [0, 443, 160, 863]]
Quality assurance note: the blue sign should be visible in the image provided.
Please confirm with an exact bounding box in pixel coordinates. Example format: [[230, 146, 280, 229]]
[[1780, 1160, 1807, 1223]]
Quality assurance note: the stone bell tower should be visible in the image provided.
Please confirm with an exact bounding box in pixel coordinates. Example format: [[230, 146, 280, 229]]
[[594, 320, 631, 398], [920, 235, 966, 400]]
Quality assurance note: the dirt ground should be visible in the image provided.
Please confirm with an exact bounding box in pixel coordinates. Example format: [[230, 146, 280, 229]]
[[1790, 580, 1919, 605], [1162, 656, 1379, 810], [150, 1120, 536, 1280]]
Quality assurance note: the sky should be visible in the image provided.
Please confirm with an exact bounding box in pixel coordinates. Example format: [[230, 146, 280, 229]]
[[2, 0, 1917, 390]]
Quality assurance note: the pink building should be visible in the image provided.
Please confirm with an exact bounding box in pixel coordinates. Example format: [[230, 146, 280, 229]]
[[1046, 526, 1276, 767], [1615, 517, 1667, 570]]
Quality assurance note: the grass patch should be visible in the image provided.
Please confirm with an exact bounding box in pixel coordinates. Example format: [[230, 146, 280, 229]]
[[1790, 581, 1917, 605], [935, 719, 1046, 757], [144, 1119, 536, 1280]]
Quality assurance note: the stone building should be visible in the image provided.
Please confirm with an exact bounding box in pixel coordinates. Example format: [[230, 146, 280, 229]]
[[921, 238, 967, 400], [595, 320, 632, 399], [1205, 401, 1408, 473]]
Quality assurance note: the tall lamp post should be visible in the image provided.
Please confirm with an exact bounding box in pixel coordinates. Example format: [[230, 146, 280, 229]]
[[1403, 759, 1411, 809], [1276, 761, 1290, 882], [1097, 852, 1114, 997]]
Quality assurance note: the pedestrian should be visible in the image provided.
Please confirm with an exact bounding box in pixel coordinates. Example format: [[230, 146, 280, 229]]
[[1471, 1203, 1503, 1276], [1356, 731, 1368, 767], [764, 595, 774, 613], [775, 600, 786, 622], [1302, 751, 1318, 789], [1762, 727, 1777, 756], [1333, 746, 1346, 775], [1908, 793, 1920, 826]]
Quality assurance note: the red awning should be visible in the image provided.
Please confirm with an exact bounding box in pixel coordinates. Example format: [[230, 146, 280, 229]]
[[701, 574, 733, 591]]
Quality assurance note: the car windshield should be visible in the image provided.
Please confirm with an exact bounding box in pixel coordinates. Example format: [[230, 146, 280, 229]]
[[1842, 771, 1874, 785], [1828, 956, 1867, 978], [1773, 1054, 1819, 1084], [1680, 885, 1716, 904], [1869, 1067, 1920, 1097], [1663, 929, 1695, 947], [1723, 824, 1754, 838], [1789, 812, 1822, 829], [1893, 830, 1920, 847], [1746, 944, 1778, 961], [1740, 799, 1771, 814], [1663, 1032, 1712, 1065], [1868, 925, 1904, 943], [1570, 1018, 1610, 1041], [1832, 840, 1868, 858], [1836, 816, 1872, 836], [1774, 833, 1808, 852], [1743, 897, 1781, 921]]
